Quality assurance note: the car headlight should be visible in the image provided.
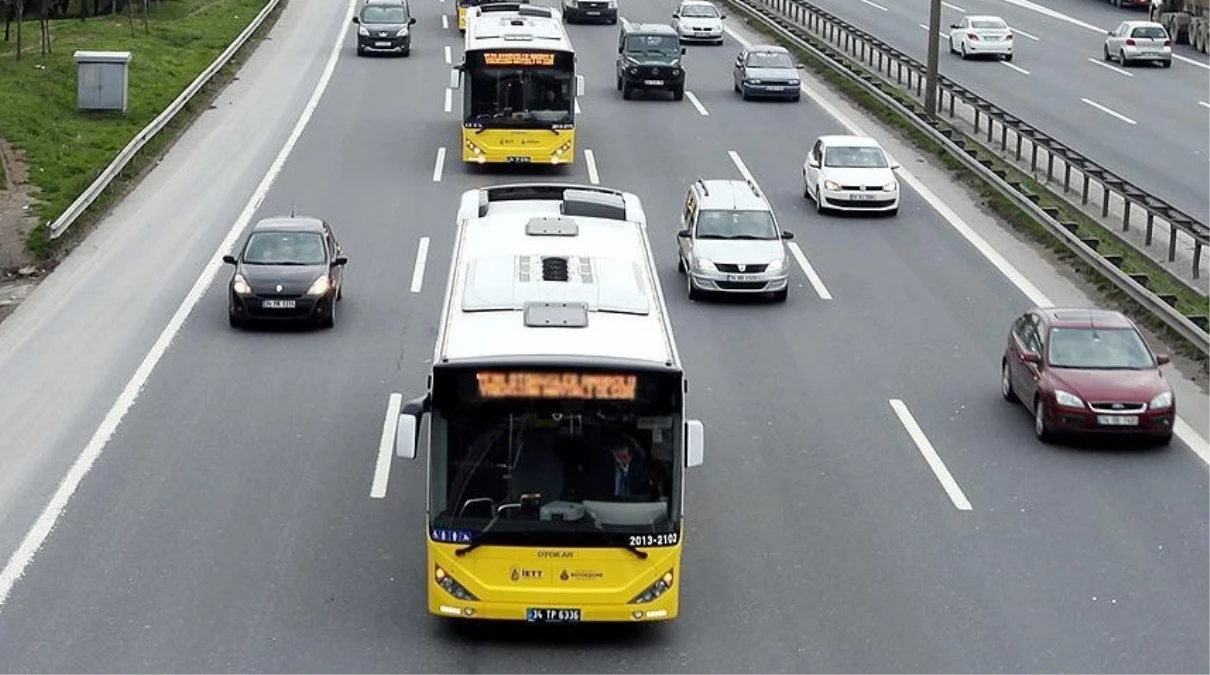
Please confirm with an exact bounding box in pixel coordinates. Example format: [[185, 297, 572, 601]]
[[232, 273, 252, 295], [396, 27, 408, 36], [435, 565, 479, 601], [1149, 391, 1173, 410], [628, 570, 674, 604], [1054, 390, 1084, 409], [358, 26, 369, 35], [823, 179, 841, 191], [695, 258, 718, 273], [606, 0, 616, 6], [788, 79, 800, 86], [766, 257, 785, 273], [746, 78, 762, 84], [306, 275, 332, 297], [882, 181, 898, 192]]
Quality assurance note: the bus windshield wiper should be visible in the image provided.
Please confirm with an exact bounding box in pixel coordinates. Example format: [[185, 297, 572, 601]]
[[624, 544, 649, 560], [454, 508, 504, 557]]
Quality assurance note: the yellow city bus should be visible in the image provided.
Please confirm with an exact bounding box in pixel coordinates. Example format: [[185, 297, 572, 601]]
[[456, 0, 526, 32], [393, 184, 706, 623], [449, 4, 584, 165]]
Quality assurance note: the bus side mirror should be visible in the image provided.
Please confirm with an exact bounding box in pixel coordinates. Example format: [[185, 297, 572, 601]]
[[394, 395, 429, 459], [449, 67, 461, 90], [575, 74, 585, 97], [685, 419, 704, 468]]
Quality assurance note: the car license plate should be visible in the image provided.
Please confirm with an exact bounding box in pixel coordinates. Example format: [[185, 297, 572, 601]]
[[262, 299, 296, 309], [767, 86, 784, 91], [506, 156, 531, 163], [851, 193, 878, 200], [644, 79, 664, 85], [1097, 415, 1139, 426], [527, 608, 581, 623], [586, 9, 599, 14], [726, 274, 752, 282], [375, 41, 391, 47]]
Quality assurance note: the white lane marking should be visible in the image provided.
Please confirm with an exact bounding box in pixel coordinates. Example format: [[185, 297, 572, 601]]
[[0, 0, 364, 614], [442, 14, 448, 29], [1081, 97, 1137, 125], [574, 98, 581, 114], [584, 149, 600, 185], [1000, 61, 1030, 75], [371, 393, 403, 499], [1174, 54, 1210, 70], [1088, 57, 1132, 77], [443, 88, 452, 113], [1011, 27, 1039, 41], [727, 149, 756, 183], [685, 91, 710, 116], [918, 23, 948, 39], [722, 22, 1210, 463], [410, 237, 430, 293], [941, 1, 965, 12], [444, 45, 452, 64], [432, 147, 446, 182], [889, 399, 973, 511], [787, 242, 834, 301], [1199, 100, 1210, 110], [859, 0, 887, 10]]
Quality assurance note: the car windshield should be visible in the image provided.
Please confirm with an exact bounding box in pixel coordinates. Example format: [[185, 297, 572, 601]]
[[1047, 327, 1155, 369], [746, 51, 793, 68], [1131, 25, 1167, 38], [697, 209, 779, 239], [970, 18, 1007, 29], [680, 4, 718, 17], [823, 145, 889, 168], [361, 5, 407, 22], [625, 34, 680, 57], [242, 231, 326, 265]]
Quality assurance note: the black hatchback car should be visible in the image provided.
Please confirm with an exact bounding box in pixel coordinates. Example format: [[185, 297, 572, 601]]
[[223, 217, 347, 329], [353, 0, 416, 57]]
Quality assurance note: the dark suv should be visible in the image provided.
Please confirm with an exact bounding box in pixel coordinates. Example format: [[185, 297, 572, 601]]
[[616, 21, 686, 101]]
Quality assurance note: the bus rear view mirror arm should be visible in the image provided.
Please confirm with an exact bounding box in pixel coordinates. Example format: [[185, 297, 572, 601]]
[[685, 419, 704, 468], [395, 394, 430, 460], [576, 74, 585, 98]]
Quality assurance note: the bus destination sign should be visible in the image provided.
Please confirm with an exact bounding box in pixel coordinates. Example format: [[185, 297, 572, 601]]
[[476, 371, 637, 400], [482, 51, 555, 67]]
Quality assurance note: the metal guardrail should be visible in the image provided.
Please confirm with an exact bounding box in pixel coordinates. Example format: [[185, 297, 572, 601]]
[[722, 0, 1210, 354], [735, 0, 1210, 288], [46, 0, 282, 240]]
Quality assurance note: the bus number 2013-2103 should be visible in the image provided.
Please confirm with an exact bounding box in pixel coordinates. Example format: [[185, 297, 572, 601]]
[[629, 533, 679, 547]]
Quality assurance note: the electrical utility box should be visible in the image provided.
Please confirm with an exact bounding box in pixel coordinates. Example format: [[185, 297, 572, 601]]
[[74, 50, 132, 113]]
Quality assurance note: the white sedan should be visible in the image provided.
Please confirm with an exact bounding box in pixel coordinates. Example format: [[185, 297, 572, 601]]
[[948, 15, 1014, 61], [802, 135, 900, 216]]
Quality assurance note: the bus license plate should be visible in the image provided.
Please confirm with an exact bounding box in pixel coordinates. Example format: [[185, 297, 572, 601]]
[[644, 79, 664, 86], [506, 156, 531, 163], [1097, 415, 1139, 426], [262, 299, 296, 309], [527, 608, 581, 623]]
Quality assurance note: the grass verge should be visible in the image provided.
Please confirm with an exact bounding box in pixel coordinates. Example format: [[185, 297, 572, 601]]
[[0, 0, 285, 260], [719, 0, 1209, 364]]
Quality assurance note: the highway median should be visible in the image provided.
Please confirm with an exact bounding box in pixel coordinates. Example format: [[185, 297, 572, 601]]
[[718, 0, 1210, 366], [0, 0, 286, 268]]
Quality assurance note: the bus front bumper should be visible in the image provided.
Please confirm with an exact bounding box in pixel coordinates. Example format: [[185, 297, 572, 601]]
[[430, 597, 679, 622], [461, 134, 576, 165]]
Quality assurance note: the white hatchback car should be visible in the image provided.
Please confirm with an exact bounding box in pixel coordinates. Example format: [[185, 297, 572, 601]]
[[803, 135, 901, 216], [1104, 21, 1172, 67], [948, 15, 1014, 61], [672, 0, 725, 45]]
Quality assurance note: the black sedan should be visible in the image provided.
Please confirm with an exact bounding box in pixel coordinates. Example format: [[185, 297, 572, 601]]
[[222, 217, 347, 329]]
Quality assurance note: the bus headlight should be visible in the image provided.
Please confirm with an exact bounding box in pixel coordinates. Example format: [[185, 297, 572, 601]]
[[552, 140, 572, 156], [435, 565, 479, 601], [465, 139, 484, 156], [628, 570, 674, 604]]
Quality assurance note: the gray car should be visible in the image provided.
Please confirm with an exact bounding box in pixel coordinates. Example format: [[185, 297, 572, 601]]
[[1103, 20, 1172, 67], [676, 179, 794, 302], [732, 45, 803, 101]]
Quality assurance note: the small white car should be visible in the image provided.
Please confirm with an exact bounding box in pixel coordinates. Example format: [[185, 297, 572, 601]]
[[671, 0, 725, 45], [948, 15, 1014, 61], [1104, 21, 1172, 67], [802, 135, 901, 216]]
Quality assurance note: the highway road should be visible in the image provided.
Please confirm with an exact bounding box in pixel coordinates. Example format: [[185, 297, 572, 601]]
[[0, 0, 1206, 671], [799, 0, 1210, 222]]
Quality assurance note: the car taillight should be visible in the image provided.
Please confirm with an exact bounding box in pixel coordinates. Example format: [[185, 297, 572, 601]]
[[967, 32, 978, 40], [1006, 32, 1013, 40], [1164, 39, 1172, 46], [1125, 38, 1136, 46]]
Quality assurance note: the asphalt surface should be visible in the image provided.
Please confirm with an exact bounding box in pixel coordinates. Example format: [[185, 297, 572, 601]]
[[797, 0, 1210, 221], [0, 0, 1206, 672]]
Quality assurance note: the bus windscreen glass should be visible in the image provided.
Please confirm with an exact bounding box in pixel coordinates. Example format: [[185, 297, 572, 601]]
[[465, 51, 575, 129]]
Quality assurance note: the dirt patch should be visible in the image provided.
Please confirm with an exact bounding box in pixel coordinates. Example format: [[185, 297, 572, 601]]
[[0, 136, 41, 275]]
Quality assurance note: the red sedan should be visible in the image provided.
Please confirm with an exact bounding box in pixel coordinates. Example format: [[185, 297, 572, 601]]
[[1001, 307, 1175, 445]]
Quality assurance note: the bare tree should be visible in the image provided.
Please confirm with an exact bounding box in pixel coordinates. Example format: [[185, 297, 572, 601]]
[[2, 0, 12, 42], [141, 0, 147, 33], [14, 0, 23, 61], [37, 0, 49, 56], [125, 0, 132, 36]]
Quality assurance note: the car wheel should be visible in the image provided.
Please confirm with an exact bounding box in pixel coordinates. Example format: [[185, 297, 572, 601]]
[[1003, 54, 1012, 62], [771, 287, 788, 303], [617, 74, 623, 91], [1000, 360, 1018, 402], [672, 86, 684, 101], [1153, 432, 1174, 447], [803, 173, 811, 199], [337, 285, 343, 301], [1034, 397, 1054, 443], [741, 89, 750, 101], [886, 207, 898, 217], [622, 83, 633, 100], [948, 38, 957, 55], [1161, 59, 1172, 68], [1119, 49, 1129, 66], [402, 47, 411, 57], [1103, 44, 1112, 61], [356, 46, 365, 56], [734, 80, 740, 93], [687, 273, 702, 301], [789, 93, 800, 102], [960, 43, 968, 59], [814, 184, 828, 214], [320, 299, 336, 329], [677, 255, 686, 274]]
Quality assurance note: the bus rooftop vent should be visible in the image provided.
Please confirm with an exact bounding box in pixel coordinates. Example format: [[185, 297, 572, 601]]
[[541, 256, 570, 282], [523, 301, 588, 327], [525, 216, 580, 237], [561, 189, 627, 221]]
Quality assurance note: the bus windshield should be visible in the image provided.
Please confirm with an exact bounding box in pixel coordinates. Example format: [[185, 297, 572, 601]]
[[429, 367, 682, 546], [465, 50, 575, 128]]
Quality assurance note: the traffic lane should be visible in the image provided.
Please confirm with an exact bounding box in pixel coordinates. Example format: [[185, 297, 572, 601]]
[[0, 0, 351, 579]]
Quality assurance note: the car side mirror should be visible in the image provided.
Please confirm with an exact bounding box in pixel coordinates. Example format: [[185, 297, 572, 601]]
[[408, 17, 416, 25], [807, 157, 819, 168], [1020, 352, 1041, 365], [684, 419, 704, 468], [780, 231, 794, 239], [449, 67, 461, 90], [1156, 354, 1171, 366], [950, 23, 959, 29], [677, 229, 691, 238], [351, 15, 360, 23], [720, 13, 726, 19], [889, 161, 901, 170], [222, 254, 237, 265], [332, 256, 348, 266], [1107, 30, 1114, 35], [796, 63, 805, 69]]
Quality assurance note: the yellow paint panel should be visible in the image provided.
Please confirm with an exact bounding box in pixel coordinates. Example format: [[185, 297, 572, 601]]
[[461, 128, 576, 165]]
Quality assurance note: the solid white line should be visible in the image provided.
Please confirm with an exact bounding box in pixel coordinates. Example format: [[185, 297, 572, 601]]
[[1081, 97, 1137, 125], [685, 91, 710, 116], [787, 242, 833, 301], [574, 98, 581, 114], [918, 23, 947, 39], [584, 149, 600, 185], [432, 147, 446, 182], [442, 14, 448, 29], [0, 0, 363, 614], [444, 45, 452, 64], [1174, 54, 1210, 70], [889, 399, 973, 511], [941, 1, 965, 12], [727, 149, 756, 183], [410, 237, 430, 293], [1088, 57, 1132, 77], [443, 88, 452, 113], [1199, 100, 1210, 110], [371, 393, 403, 499], [859, 0, 887, 11], [1000, 61, 1030, 75], [1012, 27, 1039, 41]]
